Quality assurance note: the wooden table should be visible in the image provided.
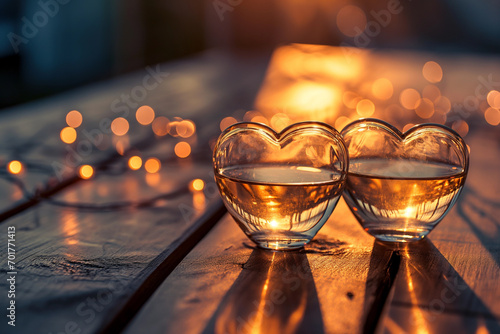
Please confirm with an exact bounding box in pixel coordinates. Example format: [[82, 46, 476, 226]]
[[0, 47, 499, 334]]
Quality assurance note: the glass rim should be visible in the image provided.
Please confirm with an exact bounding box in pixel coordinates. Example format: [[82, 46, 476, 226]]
[[340, 118, 469, 172], [213, 120, 348, 160]]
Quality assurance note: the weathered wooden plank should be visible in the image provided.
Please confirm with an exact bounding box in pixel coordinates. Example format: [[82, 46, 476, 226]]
[[378, 129, 500, 333], [123, 110, 500, 334], [98, 199, 226, 334], [0, 162, 222, 334], [123, 197, 398, 334], [380, 308, 499, 334], [0, 51, 269, 333]]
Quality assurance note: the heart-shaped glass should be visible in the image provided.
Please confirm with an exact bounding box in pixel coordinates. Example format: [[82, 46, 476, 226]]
[[341, 118, 469, 242], [213, 122, 348, 250]]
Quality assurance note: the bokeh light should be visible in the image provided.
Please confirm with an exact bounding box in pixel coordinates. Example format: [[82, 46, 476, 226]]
[[136, 105, 155, 125], [144, 158, 161, 173], [343, 91, 361, 109], [422, 85, 441, 102], [371, 78, 393, 100], [220, 116, 238, 131], [174, 142, 191, 158], [434, 96, 451, 114], [168, 117, 184, 137], [250, 115, 269, 125], [66, 110, 83, 128], [190, 179, 205, 192], [152, 116, 170, 136], [128, 156, 142, 170], [356, 99, 375, 117], [485, 107, 500, 126], [60, 127, 77, 144], [270, 113, 291, 131], [177, 120, 196, 138], [422, 61, 443, 83], [452, 120, 469, 137], [114, 136, 129, 155], [400, 88, 421, 110], [415, 98, 434, 119], [79, 165, 94, 179], [8, 160, 23, 174], [337, 5, 367, 37], [335, 116, 351, 131], [193, 191, 206, 210], [487, 90, 500, 109], [480, 100, 490, 112], [243, 111, 260, 122], [403, 123, 415, 133], [111, 117, 129, 136], [145, 173, 160, 187]]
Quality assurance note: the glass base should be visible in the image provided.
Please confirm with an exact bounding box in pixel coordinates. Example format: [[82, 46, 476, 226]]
[[250, 234, 311, 250], [366, 228, 429, 242]]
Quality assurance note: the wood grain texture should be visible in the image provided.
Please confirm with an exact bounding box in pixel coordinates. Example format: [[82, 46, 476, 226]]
[[124, 198, 398, 334], [0, 51, 269, 334], [0, 162, 221, 334], [378, 129, 500, 333]]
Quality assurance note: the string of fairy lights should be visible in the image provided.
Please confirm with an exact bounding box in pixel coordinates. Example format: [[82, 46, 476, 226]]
[[0, 105, 212, 212], [2, 55, 500, 213]]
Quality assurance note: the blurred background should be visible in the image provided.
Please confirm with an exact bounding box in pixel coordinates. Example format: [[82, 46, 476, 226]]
[[1, 0, 500, 109]]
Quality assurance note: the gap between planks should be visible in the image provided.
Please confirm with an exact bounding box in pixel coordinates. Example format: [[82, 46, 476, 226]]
[[97, 201, 227, 334]]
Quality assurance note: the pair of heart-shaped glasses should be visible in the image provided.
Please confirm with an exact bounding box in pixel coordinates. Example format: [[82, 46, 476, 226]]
[[213, 118, 469, 250]]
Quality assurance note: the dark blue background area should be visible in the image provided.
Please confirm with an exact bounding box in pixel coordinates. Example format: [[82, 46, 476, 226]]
[[0, 0, 204, 108], [0, 0, 499, 109]]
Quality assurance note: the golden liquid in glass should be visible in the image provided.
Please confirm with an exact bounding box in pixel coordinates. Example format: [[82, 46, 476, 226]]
[[215, 165, 345, 249], [344, 159, 466, 242]]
